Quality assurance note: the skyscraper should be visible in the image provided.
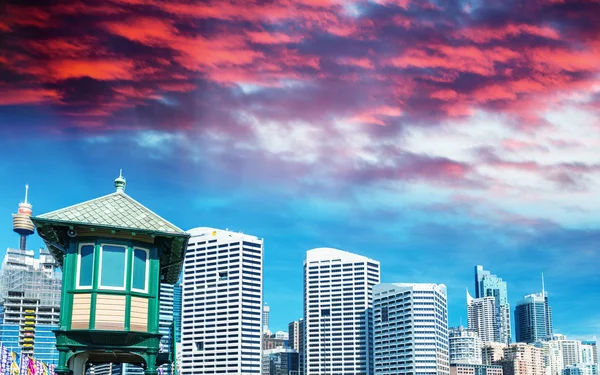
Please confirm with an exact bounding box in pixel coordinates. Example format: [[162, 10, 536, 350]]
[[173, 281, 182, 344], [263, 304, 270, 334], [475, 266, 511, 344], [373, 283, 450, 375], [514, 289, 552, 343], [181, 227, 264, 374], [467, 290, 498, 343], [304, 248, 380, 375], [288, 319, 304, 375], [449, 326, 483, 365], [581, 341, 598, 365], [0, 248, 61, 366]]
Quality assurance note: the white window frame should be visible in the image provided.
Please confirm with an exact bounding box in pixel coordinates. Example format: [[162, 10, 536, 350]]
[[98, 243, 128, 291], [76, 243, 95, 289], [131, 247, 150, 293]]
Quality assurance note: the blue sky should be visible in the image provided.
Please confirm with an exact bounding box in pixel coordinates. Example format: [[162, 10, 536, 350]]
[[1, 0, 599, 342], [0, 137, 598, 340]]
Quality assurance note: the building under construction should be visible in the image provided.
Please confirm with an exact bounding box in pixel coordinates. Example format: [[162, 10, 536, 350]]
[[0, 186, 62, 365]]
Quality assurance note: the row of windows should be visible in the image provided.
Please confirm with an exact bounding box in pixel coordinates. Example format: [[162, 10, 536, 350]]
[[77, 243, 148, 292]]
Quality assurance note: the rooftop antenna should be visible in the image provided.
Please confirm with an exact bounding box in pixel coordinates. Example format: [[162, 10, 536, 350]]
[[24, 184, 29, 204]]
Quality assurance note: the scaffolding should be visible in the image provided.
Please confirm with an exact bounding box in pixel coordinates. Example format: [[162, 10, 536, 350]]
[[0, 248, 62, 356]]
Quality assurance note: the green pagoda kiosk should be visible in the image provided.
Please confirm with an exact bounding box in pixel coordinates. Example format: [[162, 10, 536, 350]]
[[30, 172, 190, 375]]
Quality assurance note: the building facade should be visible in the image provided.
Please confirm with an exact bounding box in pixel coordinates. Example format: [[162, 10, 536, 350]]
[[304, 248, 380, 375], [514, 292, 552, 344], [534, 340, 564, 375], [373, 283, 450, 375], [450, 326, 483, 365], [262, 348, 300, 375], [482, 342, 507, 365], [0, 248, 61, 366], [581, 341, 597, 365], [450, 364, 503, 375], [181, 228, 264, 374], [288, 319, 304, 375], [499, 343, 544, 375], [467, 290, 498, 343], [475, 266, 511, 344]]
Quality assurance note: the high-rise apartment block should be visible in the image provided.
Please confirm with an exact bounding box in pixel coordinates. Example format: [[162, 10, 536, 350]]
[[373, 283, 450, 375], [581, 341, 597, 365], [181, 228, 264, 374], [482, 342, 508, 365], [449, 326, 483, 364], [499, 343, 544, 375], [467, 290, 498, 343], [475, 266, 511, 344], [288, 319, 304, 375], [304, 248, 380, 375], [534, 340, 564, 375], [514, 290, 552, 343], [0, 248, 61, 366]]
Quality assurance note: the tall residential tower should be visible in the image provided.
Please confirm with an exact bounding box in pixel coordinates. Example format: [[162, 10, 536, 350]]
[[514, 280, 552, 344], [475, 266, 511, 344], [181, 228, 264, 374], [373, 283, 450, 375], [467, 290, 498, 343], [304, 248, 380, 375]]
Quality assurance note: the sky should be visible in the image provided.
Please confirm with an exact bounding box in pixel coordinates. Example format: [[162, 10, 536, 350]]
[[0, 0, 599, 341]]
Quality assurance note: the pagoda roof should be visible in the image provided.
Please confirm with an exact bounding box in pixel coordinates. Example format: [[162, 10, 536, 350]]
[[31, 190, 189, 284], [34, 191, 185, 234]]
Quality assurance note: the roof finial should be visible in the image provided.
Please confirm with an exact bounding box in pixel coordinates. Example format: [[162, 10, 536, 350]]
[[114, 170, 126, 193], [24, 184, 29, 204]]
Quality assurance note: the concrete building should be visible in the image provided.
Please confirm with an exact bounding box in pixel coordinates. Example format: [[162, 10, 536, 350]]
[[534, 340, 564, 375], [475, 266, 511, 345], [581, 341, 597, 364], [264, 332, 286, 350], [582, 343, 597, 365], [482, 342, 508, 365], [499, 343, 544, 375], [450, 326, 483, 364], [288, 319, 304, 375], [558, 339, 583, 368], [0, 248, 61, 366], [467, 290, 498, 343], [514, 287, 552, 343], [304, 248, 380, 375], [181, 228, 264, 374], [262, 348, 300, 375], [562, 363, 598, 375], [373, 283, 450, 375], [450, 364, 503, 375], [264, 304, 271, 334]]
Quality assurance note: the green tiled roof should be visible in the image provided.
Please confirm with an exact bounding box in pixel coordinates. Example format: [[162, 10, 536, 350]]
[[36, 191, 185, 234]]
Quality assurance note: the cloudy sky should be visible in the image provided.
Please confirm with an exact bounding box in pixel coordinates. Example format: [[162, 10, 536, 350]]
[[0, 0, 599, 339]]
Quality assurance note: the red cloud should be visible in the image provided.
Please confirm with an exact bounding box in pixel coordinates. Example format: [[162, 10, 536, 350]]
[[47, 59, 135, 81], [246, 31, 302, 44], [456, 24, 561, 43], [0, 88, 61, 105]]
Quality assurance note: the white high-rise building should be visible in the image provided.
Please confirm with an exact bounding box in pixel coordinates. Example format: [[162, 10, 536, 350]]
[[373, 283, 450, 375], [534, 340, 564, 375], [449, 326, 483, 365], [304, 248, 380, 375], [467, 290, 498, 343], [181, 227, 264, 374], [263, 304, 270, 334]]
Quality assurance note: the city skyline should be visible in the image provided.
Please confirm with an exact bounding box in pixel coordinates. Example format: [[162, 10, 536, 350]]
[[0, 179, 596, 344], [1, 0, 600, 349]]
